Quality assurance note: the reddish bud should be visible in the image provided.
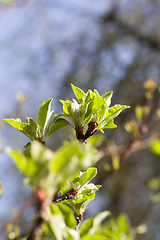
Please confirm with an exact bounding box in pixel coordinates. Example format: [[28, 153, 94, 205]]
[[92, 122, 98, 129], [75, 125, 79, 131], [80, 126, 84, 133], [37, 189, 46, 203], [68, 189, 79, 199], [68, 189, 79, 195], [73, 190, 79, 195], [69, 194, 74, 199]]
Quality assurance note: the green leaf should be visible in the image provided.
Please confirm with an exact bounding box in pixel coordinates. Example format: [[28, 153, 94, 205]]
[[26, 117, 38, 137], [6, 147, 38, 178], [50, 141, 101, 182], [71, 172, 80, 185], [53, 113, 68, 123], [93, 89, 107, 117], [102, 119, 117, 129], [60, 99, 81, 125], [58, 203, 77, 228], [79, 211, 110, 237], [37, 98, 53, 136], [66, 228, 80, 240], [80, 184, 100, 200], [102, 213, 133, 239], [151, 140, 160, 156], [117, 214, 130, 233], [30, 141, 54, 163], [79, 168, 97, 187], [105, 104, 130, 120], [83, 101, 95, 124], [102, 91, 113, 107], [48, 118, 72, 139], [3, 118, 35, 141], [48, 214, 65, 240], [6, 147, 28, 174], [81, 191, 95, 200], [74, 197, 89, 214], [81, 235, 111, 240], [71, 84, 86, 103], [98, 105, 129, 130]]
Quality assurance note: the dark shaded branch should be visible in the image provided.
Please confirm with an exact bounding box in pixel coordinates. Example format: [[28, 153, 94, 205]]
[[26, 216, 43, 240], [102, 9, 160, 51]]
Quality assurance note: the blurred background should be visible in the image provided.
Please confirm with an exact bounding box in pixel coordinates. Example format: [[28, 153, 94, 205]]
[[0, 0, 160, 239]]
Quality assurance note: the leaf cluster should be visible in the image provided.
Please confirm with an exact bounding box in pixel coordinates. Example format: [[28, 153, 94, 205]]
[[2, 84, 130, 240], [3, 84, 129, 145]]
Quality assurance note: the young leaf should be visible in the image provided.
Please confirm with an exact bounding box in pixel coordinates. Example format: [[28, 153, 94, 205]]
[[93, 89, 107, 117], [58, 203, 77, 229], [105, 104, 130, 120], [71, 84, 86, 103], [6, 147, 28, 174], [102, 91, 113, 107], [101, 119, 117, 129], [2, 118, 35, 141], [74, 197, 89, 214], [53, 113, 68, 123], [98, 105, 130, 130], [48, 214, 65, 240], [37, 98, 53, 137], [47, 118, 72, 139], [151, 140, 160, 156], [26, 117, 38, 137], [83, 101, 95, 125], [79, 211, 110, 237], [81, 235, 111, 240], [79, 168, 97, 187], [80, 184, 100, 200], [6, 147, 39, 178]]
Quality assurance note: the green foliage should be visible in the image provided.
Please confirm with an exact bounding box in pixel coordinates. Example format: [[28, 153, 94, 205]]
[[45, 203, 79, 240], [101, 214, 135, 240], [2, 84, 131, 240], [37, 98, 54, 137], [79, 211, 110, 237], [7, 141, 101, 197], [65, 168, 101, 215], [59, 84, 129, 136], [3, 85, 129, 144], [2, 118, 37, 141], [3, 98, 54, 143], [151, 140, 160, 156]]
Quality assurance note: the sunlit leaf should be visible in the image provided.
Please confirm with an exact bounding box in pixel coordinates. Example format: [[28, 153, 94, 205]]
[[102, 91, 113, 107], [79, 168, 97, 187], [6, 147, 28, 174], [37, 98, 53, 137], [48, 118, 72, 139], [81, 235, 110, 240], [93, 89, 107, 117], [71, 84, 86, 103], [79, 211, 110, 237], [101, 119, 117, 129], [2, 118, 35, 141], [151, 140, 160, 156], [58, 203, 77, 228], [105, 104, 130, 120]]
